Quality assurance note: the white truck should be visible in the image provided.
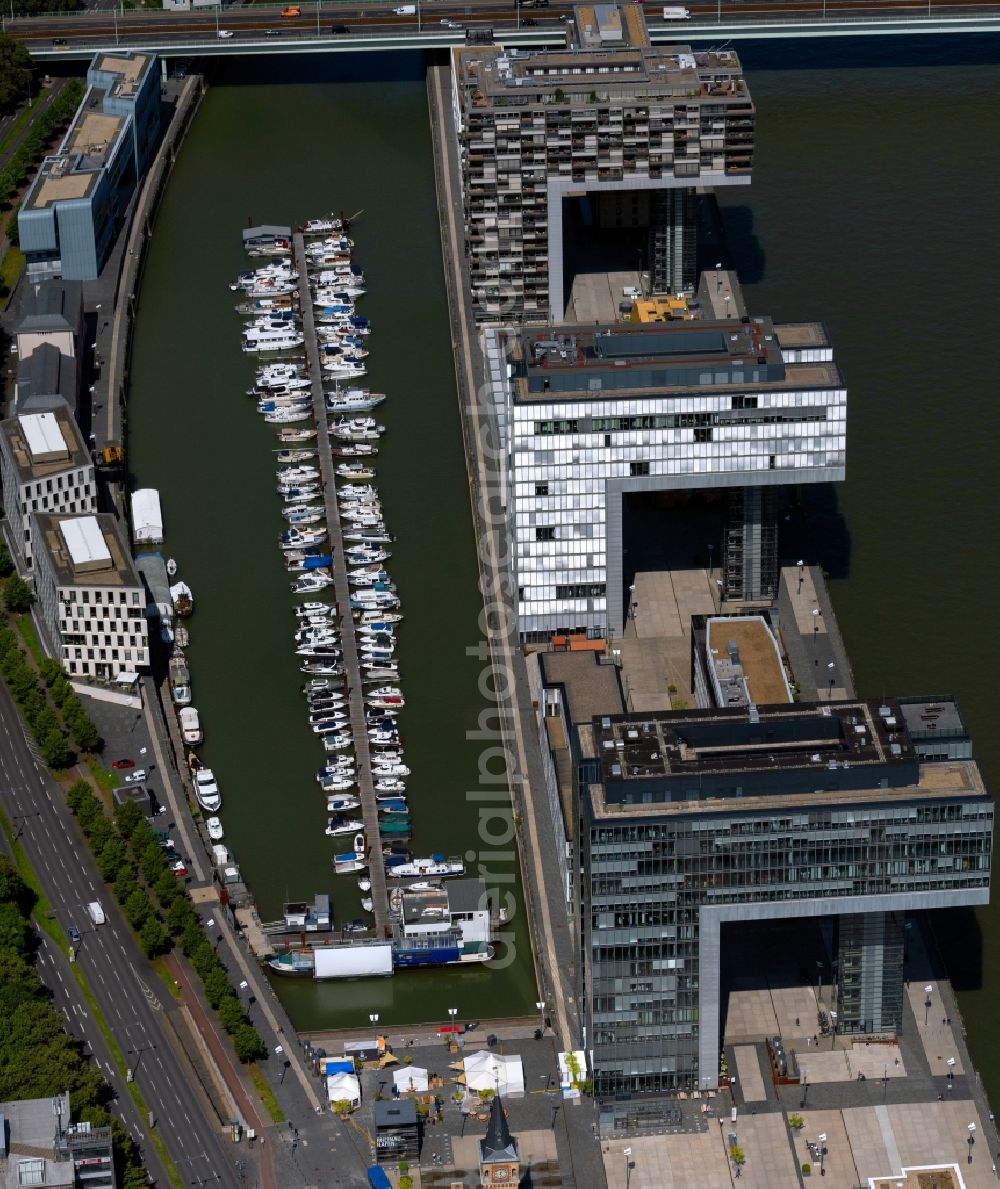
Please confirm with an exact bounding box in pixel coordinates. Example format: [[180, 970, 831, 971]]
[[393, 4, 416, 12], [87, 901, 106, 926], [662, 6, 691, 17]]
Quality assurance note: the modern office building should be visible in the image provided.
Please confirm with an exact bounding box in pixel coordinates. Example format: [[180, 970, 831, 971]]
[[487, 316, 845, 641], [451, 6, 754, 321], [20, 52, 159, 281], [0, 409, 96, 568], [31, 513, 149, 680], [0, 1091, 116, 1188], [574, 697, 991, 1134]]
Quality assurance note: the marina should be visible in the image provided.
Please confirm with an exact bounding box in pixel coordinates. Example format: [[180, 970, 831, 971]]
[[194, 220, 491, 979]]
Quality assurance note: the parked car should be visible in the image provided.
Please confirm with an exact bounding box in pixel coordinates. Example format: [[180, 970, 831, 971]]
[[170, 859, 188, 878], [112, 758, 135, 770], [124, 769, 147, 784]]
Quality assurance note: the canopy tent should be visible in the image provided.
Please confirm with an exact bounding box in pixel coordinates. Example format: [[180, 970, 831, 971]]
[[326, 1072, 361, 1108], [392, 1065, 429, 1093], [461, 1050, 525, 1097]]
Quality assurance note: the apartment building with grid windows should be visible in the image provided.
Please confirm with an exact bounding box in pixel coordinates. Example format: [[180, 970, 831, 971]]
[[31, 513, 149, 680], [451, 5, 754, 321], [488, 317, 845, 640], [576, 698, 992, 1134], [0, 410, 96, 569]]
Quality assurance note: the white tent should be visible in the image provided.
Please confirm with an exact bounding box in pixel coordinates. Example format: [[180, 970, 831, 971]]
[[392, 1065, 429, 1094], [462, 1050, 525, 1098], [326, 1071, 361, 1108]]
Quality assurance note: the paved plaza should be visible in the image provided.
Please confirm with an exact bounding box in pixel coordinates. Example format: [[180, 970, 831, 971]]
[[602, 1098, 997, 1188]]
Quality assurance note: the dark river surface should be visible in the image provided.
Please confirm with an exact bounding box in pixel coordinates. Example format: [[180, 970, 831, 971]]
[[128, 37, 1000, 1095]]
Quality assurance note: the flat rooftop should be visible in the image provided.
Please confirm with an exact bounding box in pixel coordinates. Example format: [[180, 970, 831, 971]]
[[26, 160, 98, 210], [505, 320, 841, 401], [92, 51, 151, 86], [34, 512, 139, 588], [1, 406, 90, 481], [706, 616, 791, 708], [539, 650, 624, 726], [455, 37, 749, 106]]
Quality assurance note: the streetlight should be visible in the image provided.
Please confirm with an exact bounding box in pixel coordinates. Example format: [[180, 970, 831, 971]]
[[623, 1146, 632, 1189], [126, 1043, 155, 1082], [448, 1006, 458, 1038], [812, 608, 820, 666], [535, 1000, 546, 1036], [924, 985, 933, 1027], [969, 1122, 977, 1164], [818, 1132, 827, 1176], [800, 1072, 808, 1109], [816, 959, 823, 1006], [882, 1063, 888, 1103], [370, 1012, 379, 1030], [827, 661, 836, 700]]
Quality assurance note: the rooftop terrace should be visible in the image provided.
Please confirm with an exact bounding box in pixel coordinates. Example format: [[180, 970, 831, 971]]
[[34, 513, 138, 588], [1, 407, 89, 481]]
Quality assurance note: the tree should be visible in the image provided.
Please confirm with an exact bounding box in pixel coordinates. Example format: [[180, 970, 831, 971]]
[[39, 727, 71, 769], [124, 889, 151, 931], [38, 657, 63, 686], [113, 801, 143, 840], [729, 1144, 746, 1167], [167, 895, 195, 936], [0, 37, 32, 118], [67, 713, 101, 754], [0, 901, 33, 958], [138, 915, 168, 958], [97, 838, 128, 883], [217, 995, 245, 1034], [67, 780, 94, 815], [789, 1114, 805, 1131], [202, 966, 231, 1009], [0, 854, 34, 915], [232, 1024, 265, 1064], [332, 1099, 352, 1118], [3, 576, 33, 614], [154, 867, 181, 909], [0, 544, 13, 579]]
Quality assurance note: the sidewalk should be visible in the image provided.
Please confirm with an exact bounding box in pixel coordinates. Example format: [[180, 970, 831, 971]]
[[165, 952, 277, 1189]]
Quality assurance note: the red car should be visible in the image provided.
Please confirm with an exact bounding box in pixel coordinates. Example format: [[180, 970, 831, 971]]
[[112, 759, 135, 770], [170, 859, 188, 878]]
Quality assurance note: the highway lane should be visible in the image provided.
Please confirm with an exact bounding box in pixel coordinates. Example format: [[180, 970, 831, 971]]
[[33, 933, 173, 1188], [9, 0, 1000, 43], [0, 680, 242, 1189]]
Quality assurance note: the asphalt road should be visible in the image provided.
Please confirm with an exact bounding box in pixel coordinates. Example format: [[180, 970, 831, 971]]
[[10, 0, 1000, 48], [0, 678, 241, 1189]]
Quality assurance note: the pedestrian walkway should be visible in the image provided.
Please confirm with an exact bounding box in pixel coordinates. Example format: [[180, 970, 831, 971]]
[[734, 1045, 767, 1103], [905, 979, 965, 1077]]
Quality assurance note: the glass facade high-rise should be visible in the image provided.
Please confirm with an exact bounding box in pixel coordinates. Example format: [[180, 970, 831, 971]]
[[577, 698, 992, 1134]]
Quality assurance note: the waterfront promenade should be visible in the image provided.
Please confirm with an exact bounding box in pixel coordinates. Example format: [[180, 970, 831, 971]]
[[292, 231, 389, 938]]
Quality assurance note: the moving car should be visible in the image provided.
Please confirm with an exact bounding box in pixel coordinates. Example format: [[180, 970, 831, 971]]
[[281, 5, 301, 14], [68, 925, 81, 945], [217, 29, 234, 38]]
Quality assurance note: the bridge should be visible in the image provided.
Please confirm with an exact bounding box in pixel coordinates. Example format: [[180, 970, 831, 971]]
[[9, 0, 1000, 59]]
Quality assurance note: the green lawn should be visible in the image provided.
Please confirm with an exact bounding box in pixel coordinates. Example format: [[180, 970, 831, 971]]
[[0, 246, 25, 311], [248, 1062, 286, 1123], [15, 612, 43, 664], [86, 754, 123, 795]]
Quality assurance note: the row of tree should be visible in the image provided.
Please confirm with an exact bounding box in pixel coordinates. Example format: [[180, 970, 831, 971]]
[[66, 782, 267, 1064], [3, 78, 86, 238], [0, 854, 149, 1188], [0, 626, 101, 767], [0, 38, 33, 120]]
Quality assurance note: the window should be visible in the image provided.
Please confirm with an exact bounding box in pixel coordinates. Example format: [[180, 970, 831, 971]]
[[732, 395, 758, 409], [536, 527, 555, 542], [630, 462, 650, 477], [694, 428, 713, 443], [556, 583, 606, 599], [535, 482, 549, 496]]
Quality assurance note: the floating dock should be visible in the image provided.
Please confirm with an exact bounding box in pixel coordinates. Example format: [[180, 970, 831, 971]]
[[292, 231, 389, 938]]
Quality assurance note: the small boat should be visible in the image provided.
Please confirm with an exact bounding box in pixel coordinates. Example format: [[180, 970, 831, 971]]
[[275, 449, 317, 464], [193, 767, 221, 813], [170, 581, 194, 618], [301, 661, 343, 676], [206, 816, 224, 842], [325, 817, 364, 837], [371, 762, 410, 777], [385, 855, 465, 880], [326, 391, 386, 414], [281, 484, 321, 501], [166, 558, 177, 577], [281, 526, 327, 549], [375, 782, 406, 796], [268, 950, 315, 977], [292, 573, 334, 595], [333, 851, 367, 875], [237, 295, 294, 314], [265, 408, 312, 425], [326, 796, 361, 813], [336, 463, 376, 480], [278, 427, 318, 443], [169, 653, 192, 706], [302, 216, 344, 235], [334, 443, 378, 458], [179, 706, 203, 746]]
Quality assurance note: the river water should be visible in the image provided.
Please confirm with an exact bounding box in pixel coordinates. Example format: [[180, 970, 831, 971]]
[[127, 38, 1000, 1091]]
